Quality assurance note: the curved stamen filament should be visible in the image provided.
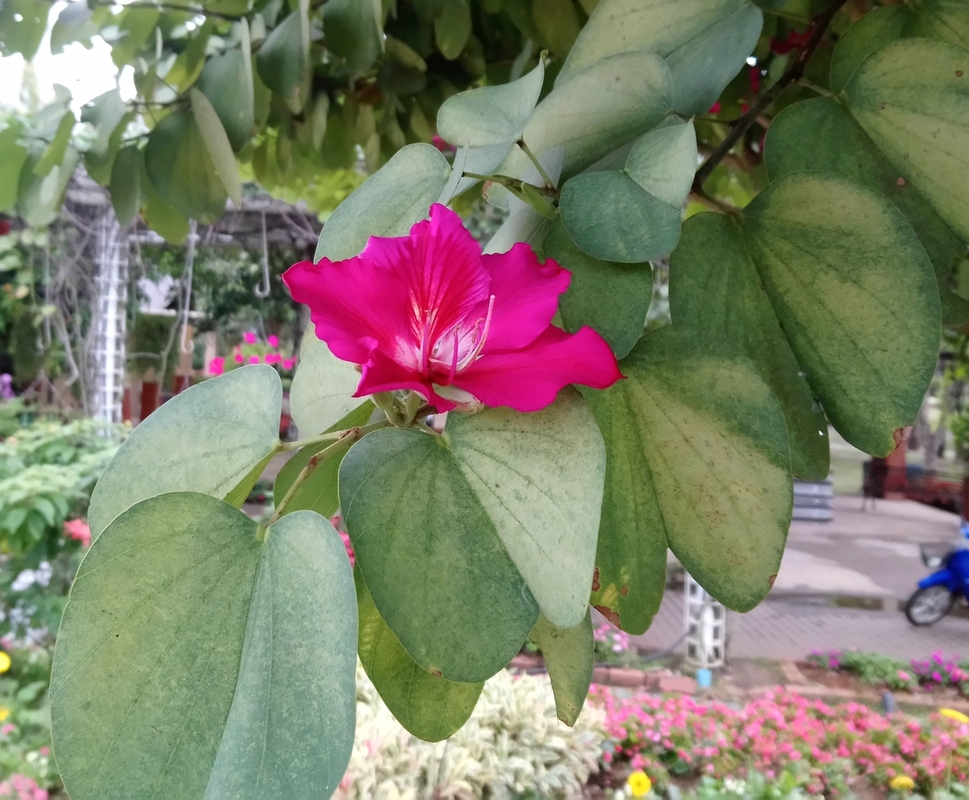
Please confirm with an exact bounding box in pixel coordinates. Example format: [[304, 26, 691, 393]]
[[457, 295, 495, 373]]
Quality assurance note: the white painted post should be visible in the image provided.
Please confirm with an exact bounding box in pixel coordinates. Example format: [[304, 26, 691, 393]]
[[684, 573, 726, 669]]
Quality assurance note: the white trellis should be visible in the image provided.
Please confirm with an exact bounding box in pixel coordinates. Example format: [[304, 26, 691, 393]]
[[684, 573, 726, 669], [91, 213, 128, 424]]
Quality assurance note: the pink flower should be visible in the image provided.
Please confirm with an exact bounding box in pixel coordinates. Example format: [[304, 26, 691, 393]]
[[248, 355, 260, 365], [267, 335, 279, 348], [265, 353, 282, 365], [1, 724, 14, 735], [234, 353, 244, 364], [284, 204, 622, 413], [243, 332, 257, 345], [208, 357, 225, 375], [64, 519, 91, 548], [282, 359, 294, 370]]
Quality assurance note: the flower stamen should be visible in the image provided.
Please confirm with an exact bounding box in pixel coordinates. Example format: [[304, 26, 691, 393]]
[[457, 294, 495, 373]]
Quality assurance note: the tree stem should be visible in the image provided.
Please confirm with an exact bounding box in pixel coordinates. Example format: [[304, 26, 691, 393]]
[[517, 139, 555, 189], [692, 0, 850, 193]]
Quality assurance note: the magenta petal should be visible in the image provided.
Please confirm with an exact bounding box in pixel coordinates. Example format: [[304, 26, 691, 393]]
[[355, 349, 457, 412], [480, 244, 571, 351], [365, 204, 490, 347], [455, 326, 623, 412], [282, 258, 412, 366]]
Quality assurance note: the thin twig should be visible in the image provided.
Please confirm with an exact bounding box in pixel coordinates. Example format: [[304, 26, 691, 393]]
[[517, 139, 555, 190], [693, 0, 850, 192]]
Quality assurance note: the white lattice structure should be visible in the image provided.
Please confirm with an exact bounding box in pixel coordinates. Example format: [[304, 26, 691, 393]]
[[684, 573, 726, 669], [91, 213, 129, 424]]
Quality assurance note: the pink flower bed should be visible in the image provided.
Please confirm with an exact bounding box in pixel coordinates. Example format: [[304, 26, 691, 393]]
[[593, 686, 969, 795], [0, 774, 47, 800]]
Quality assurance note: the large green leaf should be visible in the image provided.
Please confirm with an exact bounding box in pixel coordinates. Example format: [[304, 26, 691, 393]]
[[109, 7, 159, 66], [0, 0, 50, 59], [434, 0, 471, 60], [198, 45, 254, 152], [438, 59, 545, 147], [559, 120, 696, 262], [88, 366, 282, 538], [138, 149, 190, 244], [272, 402, 374, 517], [339, 427, 540, 682], [34, 112, 75, 178], [144, 109, 228, 223], [190, 88, 242, 207], [530, 612, 593, 726], [315, 143, 451, 261], [51, 495, 356, 800], [80, 89, 129, 185], [766, 97, 969, 325], [587, 327, 792, 618], [521, 50, 673, 179], [559, 0, 763, 115], [0, 123, 27, 213], [670, 213, 829, 480], [17, 146, 80, 228], [289, 334, 363, 437], [356, 572, 482, 741], [50, 1, 97, 54], [255, 10, 305, 98], [842, 39, 969, 244], [533, 0, 581, 56], [340, 391, 603, 680], [830, 2, 969, 93], [742, 173, 940, 456], [109, 145, 141, 229], [323, 0, 383, 72], [544, 220, 652, 360]]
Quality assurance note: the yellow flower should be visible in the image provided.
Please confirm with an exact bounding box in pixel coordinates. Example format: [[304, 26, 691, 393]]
[[627, 771, 652, 798], [0, 652, 9, 674], [0, 707, 8, 723], [940, 708, 969, 724], [890, 775, 916, 792]]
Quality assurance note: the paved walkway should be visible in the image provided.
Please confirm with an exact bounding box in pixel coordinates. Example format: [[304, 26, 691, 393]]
[[632, 592, 969, 662]]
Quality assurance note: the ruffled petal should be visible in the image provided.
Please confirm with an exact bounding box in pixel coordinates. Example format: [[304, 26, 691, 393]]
[[479, 244, 571, 351], [355, 349, 457, 412], [454, 326, 623, 413], [282, 257, 412, 366], [366, 203, 490, 348]]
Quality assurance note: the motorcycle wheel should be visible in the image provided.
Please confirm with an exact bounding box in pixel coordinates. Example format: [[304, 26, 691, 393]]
[[905, 586, 955, 626]]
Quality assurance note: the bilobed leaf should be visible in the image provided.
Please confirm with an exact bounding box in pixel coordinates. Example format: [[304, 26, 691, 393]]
[[843, 39, 969, 243], [559, 0, 763, 115], [315, 143, 451, 261], [144, 109, 228, 223], [0, 123, 28, 213], [522, 50, 673, 179], [339, 427, 540, 682], [437, 59, 545, 147], [272, 402, 374, 517], [742, 172, 940, 456], [446, 390, 605, 629], [356, 572, 482, 741], [190, 88, 242, 206], [109, 145, 141, 228], [255, 11, 305, 97], [587, 327, 792, 616], [766, 97, 969, 325], [434, 0, 471, 60], [545, 220, 651, 359], [198, 43, 254, 152], [559, 120, 696, 262], [530, 612, 593, 726], [670, 212, 829, 481], [51, 495, 356, 800], [289, 334, 364, 437], [323, 0, 383, 72], [830, 2, 969, 92], [88, 366, 282, 538]]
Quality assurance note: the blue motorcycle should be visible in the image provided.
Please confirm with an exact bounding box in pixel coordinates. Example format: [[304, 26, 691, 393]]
[[906, 522, 969, 626]]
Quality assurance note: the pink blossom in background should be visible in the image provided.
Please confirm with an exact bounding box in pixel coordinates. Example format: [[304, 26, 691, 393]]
[[234, 353, 244, 364], [284, 204, 622, 413], [267, 335, 279, 348], [243, 332, 258, 345], [1, 724, 14, 735], [265, 353, 282, 365], [64, 519, 91, 548], [282, 359, 294, 370], [0, 774, 47, 800], [248, 355, 260, 365], [208, 357, 225, 375]]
